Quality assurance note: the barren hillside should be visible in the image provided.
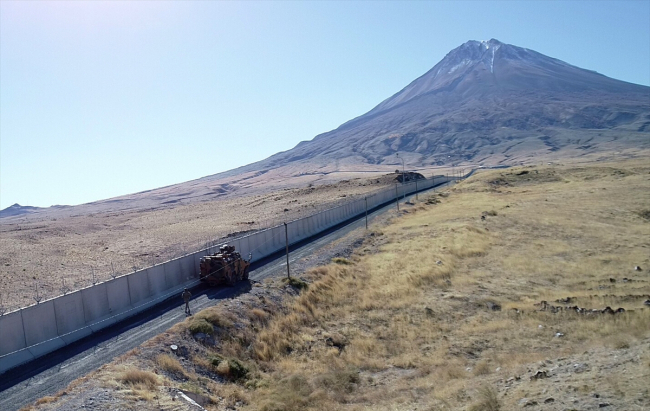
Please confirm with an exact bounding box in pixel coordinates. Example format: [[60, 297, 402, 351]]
[[0, 172, 418, 311]]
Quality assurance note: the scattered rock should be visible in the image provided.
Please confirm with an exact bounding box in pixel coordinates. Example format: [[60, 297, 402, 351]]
[[572, 363, 589, 373], [555, 332, 565, 338], [487, 301, 502, 311], [325, 333, 347, 351], [599, 402, 611, 408], [544, 397, 555, 404], [531, 370, 548, 380], [634, 266, 642, 271]]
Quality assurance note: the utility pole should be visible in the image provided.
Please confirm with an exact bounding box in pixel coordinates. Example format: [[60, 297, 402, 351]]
[[365, 197, 368, 229], [396, 153, 406, 200], [284, 222, 290, 279], [395, 184, 400, 211]]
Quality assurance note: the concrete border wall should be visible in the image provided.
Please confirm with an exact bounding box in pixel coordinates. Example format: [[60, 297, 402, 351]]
[[54, 291, 91, 344], [0, 175, 455, 374]]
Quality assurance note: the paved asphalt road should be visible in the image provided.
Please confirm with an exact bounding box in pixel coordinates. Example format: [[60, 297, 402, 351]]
[[0, 180, 454, 411]]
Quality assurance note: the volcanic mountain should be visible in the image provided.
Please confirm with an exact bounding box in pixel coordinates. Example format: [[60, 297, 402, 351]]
[[231, 38, 649, 175], [3, 39, 648, 215]]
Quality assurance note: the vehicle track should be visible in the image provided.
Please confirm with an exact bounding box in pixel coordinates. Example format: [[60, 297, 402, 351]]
[[0, 180, 453, 411]]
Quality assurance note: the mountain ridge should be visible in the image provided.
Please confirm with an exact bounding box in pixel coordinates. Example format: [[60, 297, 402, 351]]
[[3, 39, 648, 216]]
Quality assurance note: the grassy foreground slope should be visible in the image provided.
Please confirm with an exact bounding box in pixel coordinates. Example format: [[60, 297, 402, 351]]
[[26, 160, 650, 411]]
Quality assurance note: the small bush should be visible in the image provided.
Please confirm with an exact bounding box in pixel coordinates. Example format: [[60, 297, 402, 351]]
[[209, 354, 225, 366], [332, 257, 353, 265], [469, 385, 500, 411], [120, 369, 158, 390], [189, 318, 214, 336], [283, 277, 308, 290], [195, 308, 233, 328], [473, 359, 491, 376], [425, 196, 440, 205], [260, 374, 313, 411], [156, 354, 186, 377], [214, 357, 249, 381], [313, 366, 359, 394], [34, 396, 57, 405], [249, 308, 269, 324], [209, 354, 249, 381], [637, 209, 650, 221]]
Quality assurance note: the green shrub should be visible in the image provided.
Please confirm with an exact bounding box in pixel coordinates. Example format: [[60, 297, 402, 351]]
[[189, 318, 214, 336], [210, 355, 249, 381], [195, 309, 233, 328], [282, 277, 308, 290]]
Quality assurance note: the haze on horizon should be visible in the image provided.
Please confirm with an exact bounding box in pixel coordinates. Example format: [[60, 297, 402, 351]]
[[1, 0, 649, 209]]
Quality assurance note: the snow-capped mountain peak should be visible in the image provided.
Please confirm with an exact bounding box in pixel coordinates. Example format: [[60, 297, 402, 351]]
[[365, 38, 628, 116]]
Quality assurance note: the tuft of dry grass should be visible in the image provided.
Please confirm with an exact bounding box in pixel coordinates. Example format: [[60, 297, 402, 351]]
[[33, 397, 57, 406], [188, 318, 214, 336], [155, 354, 186, 377], [120, 369, 158, 389], [194, 307, 234, 329], [249, 308, 270, 325], [469, 385, 500, 411], [282, 276, 309, 290]]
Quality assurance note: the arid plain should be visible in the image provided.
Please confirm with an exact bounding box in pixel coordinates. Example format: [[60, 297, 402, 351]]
[[0, 167, 456, 312]]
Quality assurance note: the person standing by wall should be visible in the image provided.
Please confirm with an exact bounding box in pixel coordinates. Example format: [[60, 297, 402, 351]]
[[182, 288, 192, 315]]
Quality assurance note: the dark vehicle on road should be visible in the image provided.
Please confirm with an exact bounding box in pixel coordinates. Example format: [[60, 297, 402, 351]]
[[199, 245, 250, 286]]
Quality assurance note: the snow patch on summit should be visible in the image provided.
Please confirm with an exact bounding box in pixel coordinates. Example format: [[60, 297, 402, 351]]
[[490, 45, 500, 73], [448, 59, 471, 74]]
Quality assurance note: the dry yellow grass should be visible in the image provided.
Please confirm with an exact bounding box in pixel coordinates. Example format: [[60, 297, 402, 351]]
[[119, 368, 158, 390], [24, 159, 650, 411], [155, 354, 186, 377], [241, 159, 650, 410]]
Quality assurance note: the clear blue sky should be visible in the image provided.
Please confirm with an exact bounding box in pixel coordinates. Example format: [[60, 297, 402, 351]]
[[1, 1, 649, 209]]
